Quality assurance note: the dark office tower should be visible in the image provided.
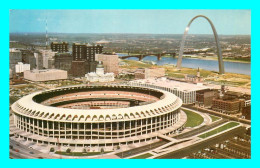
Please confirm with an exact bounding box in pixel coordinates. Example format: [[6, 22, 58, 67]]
[[71, 43, 103, 77], [72, 43, 103, 61], [86, 44, 103, 61], [51, 42, 69, 53], [72, 43, 87, 61], [71, 61, 86, 77], [54, 53, 73, 72]]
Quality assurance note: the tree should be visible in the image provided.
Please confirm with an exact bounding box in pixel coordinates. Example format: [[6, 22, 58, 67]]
[[100, 148, 105, 154], [66, 148, 71, 153], [82, 148, 87, 153], [49, 147, 55, 152]]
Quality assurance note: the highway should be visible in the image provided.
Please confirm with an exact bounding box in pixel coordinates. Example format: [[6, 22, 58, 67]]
[[115, 140, 169, 158], [183, 105, 251, 125], [115, 118, 229, 158], [155, 126, 246, 159], [173, 119, 228, 139], [9, 138, 55, 159]]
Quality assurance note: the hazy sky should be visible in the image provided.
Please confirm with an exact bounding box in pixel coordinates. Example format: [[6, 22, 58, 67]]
[[9, 10, 251, 35]]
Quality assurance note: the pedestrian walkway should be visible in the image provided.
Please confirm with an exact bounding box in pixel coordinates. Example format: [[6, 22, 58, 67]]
[[157, 134, 178, 143]]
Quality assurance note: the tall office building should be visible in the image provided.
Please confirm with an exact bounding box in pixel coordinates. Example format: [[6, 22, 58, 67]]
[[96, 53, 119, 75], [54, 53, 73, 72], [51, 42, 69, 53], [72, 43, 103, 61], [9, 48, 22, 73], [71, 43, 103, 77]]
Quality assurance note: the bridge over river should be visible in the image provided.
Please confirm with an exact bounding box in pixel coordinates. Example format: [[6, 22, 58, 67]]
[[119, 53, 176, 61]]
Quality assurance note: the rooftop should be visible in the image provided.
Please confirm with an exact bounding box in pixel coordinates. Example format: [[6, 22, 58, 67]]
[[29, 69, 67, 74], [132, 77, 213, 92]]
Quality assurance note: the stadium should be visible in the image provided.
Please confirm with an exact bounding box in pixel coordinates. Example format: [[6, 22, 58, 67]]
[[10, 85, 186, 149]]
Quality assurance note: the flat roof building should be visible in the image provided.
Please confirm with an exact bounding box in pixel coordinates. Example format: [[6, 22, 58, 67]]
[[72, 43, 103, 61], [96, 53, 119, 75], [24, 69, 67, 82], [212, 98, 244, 114], [15, 62, 30, 73], [196, 89, 218, 108], [10, 48, 22, 73], [51, 42, 69, 53], [134, 68, 165, 79], [130, 77, 213, 104], [71, 43, 103, 76], [54, 53, 73, 72]]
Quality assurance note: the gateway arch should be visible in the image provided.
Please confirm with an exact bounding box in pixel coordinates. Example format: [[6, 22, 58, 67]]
[[176, 15, 225, 74]]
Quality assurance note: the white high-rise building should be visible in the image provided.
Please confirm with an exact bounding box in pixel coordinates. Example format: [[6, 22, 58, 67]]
[[39, 50, 56, 69]]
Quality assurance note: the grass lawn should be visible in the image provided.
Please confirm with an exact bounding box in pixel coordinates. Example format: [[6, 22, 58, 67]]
[[198, 122, 240, 139], [209, 115, 221, 122], [183, 109, 204, 128], [130, 153, 153, 159], [55, 151, 111, 156]]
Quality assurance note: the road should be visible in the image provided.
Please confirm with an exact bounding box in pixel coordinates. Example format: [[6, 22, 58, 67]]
[[9, 138, 55, 159], [155, 126, 246, 159], [115, 119, 229, 158], [183, 105, 251, 125], [115, 140, 169, 158], [173, 119, 228, 139]]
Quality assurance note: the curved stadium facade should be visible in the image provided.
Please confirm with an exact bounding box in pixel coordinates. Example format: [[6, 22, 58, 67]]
[[11, 85, 186, 147]]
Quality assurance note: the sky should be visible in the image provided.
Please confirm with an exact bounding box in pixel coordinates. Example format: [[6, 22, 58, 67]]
[[9, 10, 251, 35]]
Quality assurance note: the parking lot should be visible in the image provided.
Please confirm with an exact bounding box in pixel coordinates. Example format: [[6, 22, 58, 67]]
[[187, 133, 250, 159]]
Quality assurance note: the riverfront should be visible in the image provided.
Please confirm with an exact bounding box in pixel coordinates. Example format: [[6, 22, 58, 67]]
[[118, 54, 251, 76], [120, 59, 251, 90]]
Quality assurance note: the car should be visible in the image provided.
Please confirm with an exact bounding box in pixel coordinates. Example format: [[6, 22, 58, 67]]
[[15, 149, 19, 152], [204, 148, 210, 151], [29, 151, 34, 154], [37, 157, 44, 159], [16, 144, 20, 146]]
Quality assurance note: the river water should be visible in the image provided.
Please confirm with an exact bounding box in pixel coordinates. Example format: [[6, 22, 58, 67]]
[[117, 54, 251, 75]]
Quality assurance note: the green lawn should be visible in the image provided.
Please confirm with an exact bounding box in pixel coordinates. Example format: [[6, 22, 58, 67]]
[[198, 122, 240, 139], [209, 115, 221, 122], [55, 151, 111, 156], [130, 153, 153, 159], [183, 109, 204, 128]]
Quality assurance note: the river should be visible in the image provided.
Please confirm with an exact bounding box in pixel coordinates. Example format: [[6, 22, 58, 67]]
[[117, 54, 251, 75]]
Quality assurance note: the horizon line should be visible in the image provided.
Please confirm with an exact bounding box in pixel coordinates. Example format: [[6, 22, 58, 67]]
[[9, 32, 251, 36]]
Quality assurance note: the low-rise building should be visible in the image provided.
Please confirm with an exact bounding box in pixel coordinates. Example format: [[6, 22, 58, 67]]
[[24, 69, 67, 82], [130, 77, 213, 104], [134, 69, 146, 79], [196, 89, 218, 108], [242, 105, 251, 120], [146, 68, 165, 78], [134, 68, 165, 79], [84, 62, 114, 82], [212, 98, 244, 114], [15, 62, 30, 73]]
